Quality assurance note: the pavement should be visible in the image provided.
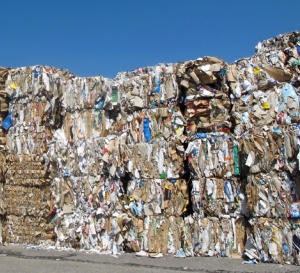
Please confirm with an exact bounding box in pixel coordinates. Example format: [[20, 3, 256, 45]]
[[0, 244, 299, 273]]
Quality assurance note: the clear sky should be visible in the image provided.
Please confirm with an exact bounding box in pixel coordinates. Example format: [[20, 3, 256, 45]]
[[1, 0, 299, 78]]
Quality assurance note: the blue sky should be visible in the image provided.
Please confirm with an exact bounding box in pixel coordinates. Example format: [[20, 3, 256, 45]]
[[1, 0, 299, 78]]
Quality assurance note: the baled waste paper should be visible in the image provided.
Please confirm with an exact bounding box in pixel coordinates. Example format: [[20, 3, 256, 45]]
[[0, 31, 300, 265]]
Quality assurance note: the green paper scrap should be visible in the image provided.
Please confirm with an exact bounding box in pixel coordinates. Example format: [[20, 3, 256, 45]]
[[112, 86, 119, 105]]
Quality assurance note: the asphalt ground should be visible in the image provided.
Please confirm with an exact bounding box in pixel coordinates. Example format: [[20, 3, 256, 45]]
[[0, 244, 299, 273]]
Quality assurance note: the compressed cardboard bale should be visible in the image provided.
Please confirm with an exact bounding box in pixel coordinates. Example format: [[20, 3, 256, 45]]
[[122, 215, 186, 255], [126, 179, 188, 217], [239, 126, 300, 218], [3, 152, 53, 245], [245, 217, 300, 265], [108, 106, 186, 144], [116, 64, 179, 111], [183, 214, 245, 257], [190, 177, 247, 218], [178, 57, 231, 132], [245, 171, 299, 218], [185, 132, 240, 178], [124, 140, 185, 179], [229, 32, 300, 136]]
